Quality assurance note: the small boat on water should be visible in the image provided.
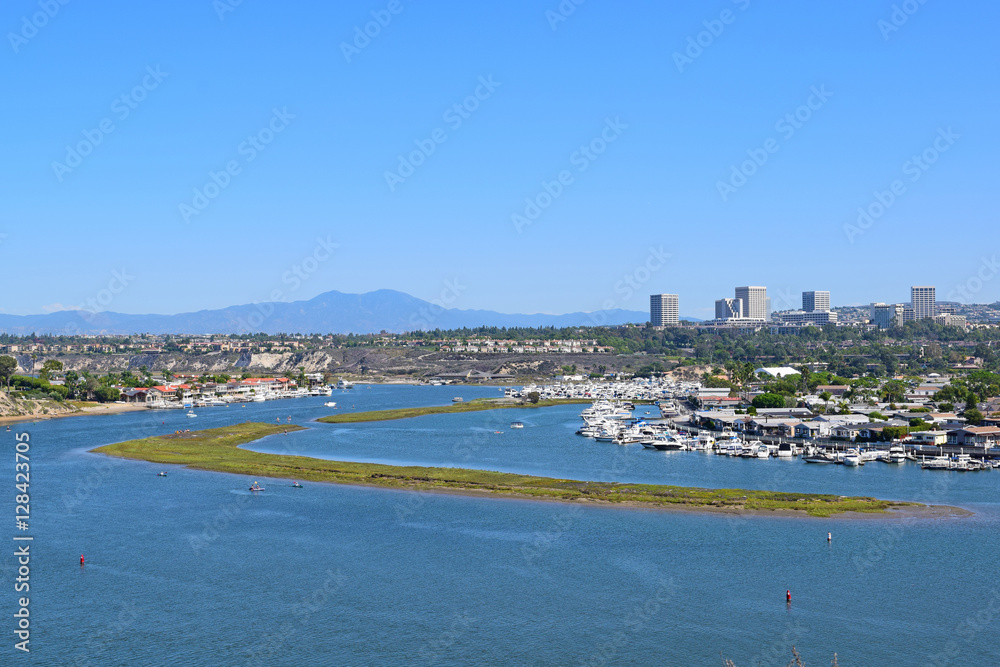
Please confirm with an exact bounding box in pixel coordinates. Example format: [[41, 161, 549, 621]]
[[510, 421, 524, 429], [776, 442, 797, 458], [843, 449, 863, 467], [186, 411, 197, 418], [803, 452, 836, 464], [157, 472, 167, 477], [324, 401, 337, 408], [452, 397, 464, 403], [249, 482, 264, 492], [888, 444, 907, 464], [292, 482, 303, 488]]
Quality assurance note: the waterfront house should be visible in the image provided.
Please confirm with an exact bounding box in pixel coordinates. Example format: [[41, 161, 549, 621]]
[[794, 422, 829, 439], [122, 388, 153, 404], [911, 431, 949, 446], [946, 427, 1000, 448]]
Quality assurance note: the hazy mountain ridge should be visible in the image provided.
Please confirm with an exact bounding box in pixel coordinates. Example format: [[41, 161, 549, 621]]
[[0, 290, 669, 335]]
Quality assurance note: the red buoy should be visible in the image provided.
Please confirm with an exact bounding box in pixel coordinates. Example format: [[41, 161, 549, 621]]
[[80, 555, 85, 565], [786, 590, 791, 602]]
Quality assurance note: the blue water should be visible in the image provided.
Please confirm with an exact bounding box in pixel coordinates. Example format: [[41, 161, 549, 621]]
[[3, 385, 999, 665]]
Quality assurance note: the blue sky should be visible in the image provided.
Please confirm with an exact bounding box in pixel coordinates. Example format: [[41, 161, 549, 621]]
[[1, 0, 997, 320]]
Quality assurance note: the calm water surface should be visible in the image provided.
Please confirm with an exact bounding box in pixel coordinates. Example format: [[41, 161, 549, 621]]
[[2, 385, 998, 665]]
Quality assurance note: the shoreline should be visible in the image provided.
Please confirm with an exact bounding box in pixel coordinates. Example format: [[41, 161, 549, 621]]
[[92, 422, 958, 519], [0, 402, 148, 425]]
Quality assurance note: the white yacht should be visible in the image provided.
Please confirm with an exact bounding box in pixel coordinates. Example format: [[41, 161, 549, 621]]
[[337, 379, 355, 390], [843, 449, 863, 467]]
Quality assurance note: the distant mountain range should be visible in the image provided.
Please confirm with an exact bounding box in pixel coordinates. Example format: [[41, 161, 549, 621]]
[[0, 290, 698, 335]]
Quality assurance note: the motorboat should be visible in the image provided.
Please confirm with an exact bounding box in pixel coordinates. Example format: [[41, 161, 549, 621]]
[[776, 442, 797, 458], [920, 456, 951, 470], [653, 434, 688, 451], [249, 483, 264, 492], [337, 379, 354, 390], [452, 397, 464, 403], [888, 444, 908, 464], [510, 422, 524, 429], [157, 472, 167, 477], [324, 401, 337, 408], [843, 449, 863, 467], [803, 452, 836, 464], [186, 411, 197, 418]]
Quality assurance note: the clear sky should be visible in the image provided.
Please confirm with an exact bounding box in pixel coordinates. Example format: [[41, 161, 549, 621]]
[[1, 0, 997, 320]]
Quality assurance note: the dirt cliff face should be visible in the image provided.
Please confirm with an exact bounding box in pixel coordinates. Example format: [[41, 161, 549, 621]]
[[0, 392, 78, 419], [38, 347, 675, 380]]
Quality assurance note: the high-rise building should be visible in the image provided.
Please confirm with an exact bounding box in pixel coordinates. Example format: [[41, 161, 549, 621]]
[[715, 298, 743, 320], [649, 294, 679, 327], [802, 291, 830, 313], [735, 286, 767, 321], [871, 303, 905, 330], [911, 286, 936, 320]]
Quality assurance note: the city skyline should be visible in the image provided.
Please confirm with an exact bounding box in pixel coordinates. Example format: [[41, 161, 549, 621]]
[[652, 283, 973, 327]]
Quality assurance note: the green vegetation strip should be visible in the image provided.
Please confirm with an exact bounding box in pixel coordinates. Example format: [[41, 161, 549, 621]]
[[93, 423, 912, 517], [317, 398, 592, 424]]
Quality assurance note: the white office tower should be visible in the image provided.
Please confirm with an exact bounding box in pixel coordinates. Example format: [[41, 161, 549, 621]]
[[715, 298, 743, 320], [649, 294, 679, 326], [735, 286, 767, 321], [803, 291, 830, 313], [911, 286, 936, 320]]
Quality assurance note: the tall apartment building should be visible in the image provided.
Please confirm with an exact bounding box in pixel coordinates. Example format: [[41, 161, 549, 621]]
[[735, 286, 767, 321], [871, 303, 905, 330], [649, 294, 679, 327], [911, 286, 936, 320], [802, 290, 830, 313], [715, 298, 743, 320]]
